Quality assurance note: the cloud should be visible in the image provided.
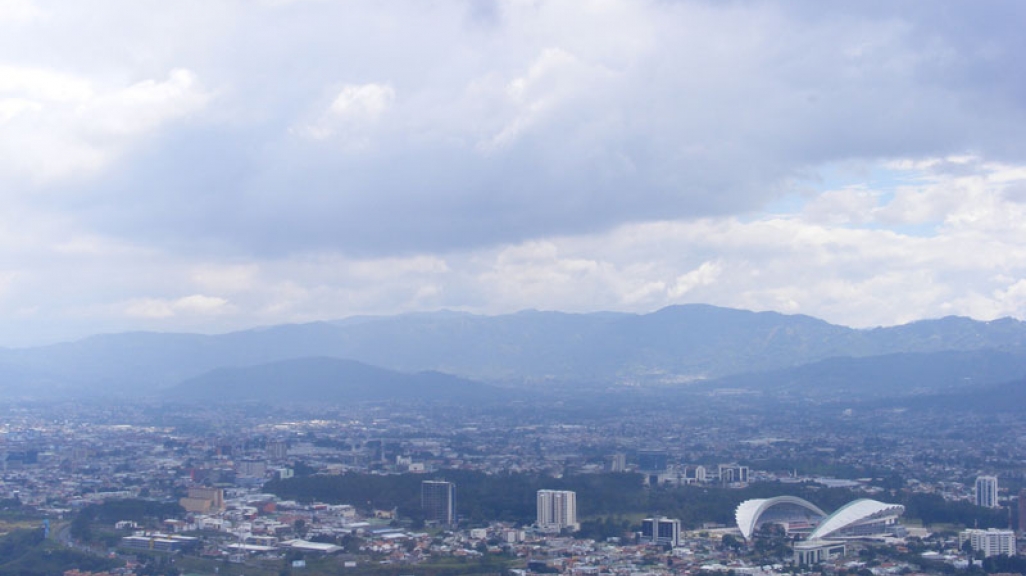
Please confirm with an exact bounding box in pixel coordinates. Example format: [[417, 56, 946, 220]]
[[124, 294, 229, 319], [299, 82, 395, 143], [1, 1, 1026, 344], [0, 0, 43, 25], [0, 66, 210, 183], [0, 0, 1015, 257]]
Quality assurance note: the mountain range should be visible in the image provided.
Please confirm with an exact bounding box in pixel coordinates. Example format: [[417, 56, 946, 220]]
[[1, 304, 1025, 401]]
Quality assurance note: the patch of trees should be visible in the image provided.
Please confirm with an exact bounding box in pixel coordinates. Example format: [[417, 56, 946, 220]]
[[982, 554, 1026, 574], [71, 499, 185, 542], [0, 529, 119, 576], [899, 493, 1006, 528]]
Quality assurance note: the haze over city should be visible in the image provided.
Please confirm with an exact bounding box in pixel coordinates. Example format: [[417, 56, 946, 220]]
[[2, 1, 1026, 346]]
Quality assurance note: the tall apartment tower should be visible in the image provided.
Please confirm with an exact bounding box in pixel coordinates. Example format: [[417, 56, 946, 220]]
[[266, 440, 288, 461], [975, 476, 999, 508], [421, 480, 456, 526], [537, 489, 579, 532], [1018, 489, 1026, 533]]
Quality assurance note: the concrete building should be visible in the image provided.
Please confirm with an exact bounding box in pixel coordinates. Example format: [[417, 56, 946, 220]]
[[794, 540, 846, 565], [960, 528, 1016, 557], [640, 516, 681, 547], [537, 489, 578, 532], [1019, 489, 1026, 533], [976, 476, 999, 508], [421, 480, 456, 526], [608, 453, 627, 472], [179, 487, 224, 514]]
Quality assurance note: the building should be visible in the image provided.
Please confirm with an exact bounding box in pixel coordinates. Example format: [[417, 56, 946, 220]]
[[736, 497, 904, 541], [609, 453, 627, 472], [806, 499, 905, 540], [793, 540, 846, 565], [719, 464, 750, 484], [266, 440, 288, 460], [641, 516, 681, 547], [976, 476, 999, 508], [735, 496, 827, 540], [1018, 489, 1026, 533], [421, 480, 456, 526], [537, 489, 579, 532], [237, 460, 267, 478], [179, 487, 224, 514], [637, 450, 669, 472], [960, 529, 1016, 557]]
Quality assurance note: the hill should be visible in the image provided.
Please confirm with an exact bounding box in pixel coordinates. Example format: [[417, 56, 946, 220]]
[[165, 357, 502, 404], [1, 304, 1025, 397]]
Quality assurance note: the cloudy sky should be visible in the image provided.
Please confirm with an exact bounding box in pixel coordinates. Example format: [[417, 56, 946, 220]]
[[2, 0, 1026, 346]]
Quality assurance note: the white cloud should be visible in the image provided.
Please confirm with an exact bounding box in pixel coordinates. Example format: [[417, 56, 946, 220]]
[[0, 67, 210, 183], [299, 82, 395, 143], [124, 294, 229, 319], [0, 0, 43, 23], [2, 2, 1026, 344]]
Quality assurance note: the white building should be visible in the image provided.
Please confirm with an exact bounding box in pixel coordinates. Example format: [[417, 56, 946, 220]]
[[975, 476, 999, 508], [960, 528, 1016, 557], [537, 489, 578, 532]]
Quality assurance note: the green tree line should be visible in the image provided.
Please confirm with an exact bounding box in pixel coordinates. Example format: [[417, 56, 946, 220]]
[[266, 472, 1008, 530]]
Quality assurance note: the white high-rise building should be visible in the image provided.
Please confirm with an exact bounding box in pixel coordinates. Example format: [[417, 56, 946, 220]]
[[537, 490, 579, 532], [975, 476, 999, 508], [959, 529, 1016, 557]]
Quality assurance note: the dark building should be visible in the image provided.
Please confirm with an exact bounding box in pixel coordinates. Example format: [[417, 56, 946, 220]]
[[637, 450, 669, 472], [641, 516, 681, 547], [421, 480, 456, 526], [1018, 489, 1025, 533]]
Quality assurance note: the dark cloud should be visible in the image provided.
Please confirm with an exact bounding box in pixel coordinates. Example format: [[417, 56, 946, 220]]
[[12, 0, 1026, 258]]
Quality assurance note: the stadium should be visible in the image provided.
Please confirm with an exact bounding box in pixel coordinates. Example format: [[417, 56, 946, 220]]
[[735, 496, 905, 541]]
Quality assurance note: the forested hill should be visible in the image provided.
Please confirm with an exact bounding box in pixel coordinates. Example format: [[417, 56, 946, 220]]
[[2, 304, 1026, 397]]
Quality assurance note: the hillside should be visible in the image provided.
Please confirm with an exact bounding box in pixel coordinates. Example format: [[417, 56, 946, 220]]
[[0, 305, 1024, 397]]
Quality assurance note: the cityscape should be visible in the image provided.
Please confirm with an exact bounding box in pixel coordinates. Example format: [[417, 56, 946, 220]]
[[0, 383, 1022, 576], [3, 1, 1026, 576]]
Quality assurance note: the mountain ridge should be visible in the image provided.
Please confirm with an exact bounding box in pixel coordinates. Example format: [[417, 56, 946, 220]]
[[0, 304, 1024, 397]]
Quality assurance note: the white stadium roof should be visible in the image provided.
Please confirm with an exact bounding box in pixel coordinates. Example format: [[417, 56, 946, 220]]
[[735, 496, 828, 540], [807, 499, 904, 540]]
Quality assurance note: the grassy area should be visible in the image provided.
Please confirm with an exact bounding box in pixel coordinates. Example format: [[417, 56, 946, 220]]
[[175, 555, 280, 576], [0, 519, 45, 536], [175, 553, 519, 576]]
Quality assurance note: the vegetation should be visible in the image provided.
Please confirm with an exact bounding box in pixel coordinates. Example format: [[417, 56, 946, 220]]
[[70, 498, 184, 542], [267, 472, 1008, 530], [0, 528, 120, 576]]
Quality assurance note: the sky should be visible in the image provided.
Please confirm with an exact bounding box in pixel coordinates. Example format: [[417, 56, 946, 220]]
[[2, 0, 1026, 346]]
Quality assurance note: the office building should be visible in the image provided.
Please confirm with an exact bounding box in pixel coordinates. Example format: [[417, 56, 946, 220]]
[[421, 480, 456, 526], [641, 516, 681, 547], [959, 529, 1016, 557], [976, 476, 999, 508], [637, 450, 669, 472], [537, 489, 579, 532], [609, 453, 627, 472], [1018, 489, 1025, 533], [266, 440, 288, 460], [719, 464, 750, 484]]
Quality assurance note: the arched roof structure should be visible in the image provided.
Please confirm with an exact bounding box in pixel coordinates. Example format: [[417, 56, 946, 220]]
[[735, 496, 827, 540], [807, 499, 904, 540]]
